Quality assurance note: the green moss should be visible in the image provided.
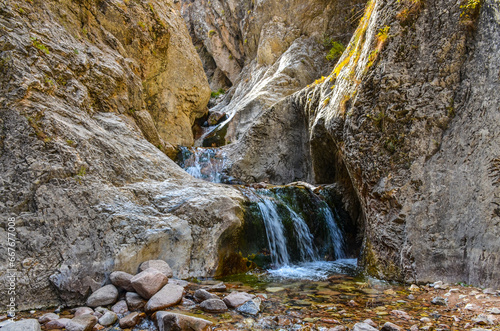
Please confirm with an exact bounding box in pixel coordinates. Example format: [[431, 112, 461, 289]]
[[210, 88, 225, 98], [208, 29, 216, 37], [325, 41, 346, 62], [30, 37, 49, 54]]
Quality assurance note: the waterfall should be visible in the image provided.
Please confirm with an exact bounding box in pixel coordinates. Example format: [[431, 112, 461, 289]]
[[177, 147, 227, 183], [321, 205, 347, 260]]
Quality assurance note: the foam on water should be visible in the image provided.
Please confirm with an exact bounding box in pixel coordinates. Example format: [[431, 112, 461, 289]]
[[267, 259, 358, 280]]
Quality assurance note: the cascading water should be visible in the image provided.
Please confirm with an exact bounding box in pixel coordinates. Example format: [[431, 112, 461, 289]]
[[178, 147, 354, 279]]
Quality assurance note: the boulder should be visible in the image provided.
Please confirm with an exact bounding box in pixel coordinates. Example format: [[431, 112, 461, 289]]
[[109, 271, 135, 292], [65, 315, 98, 331], [145, 284, 184, 313], [98, 311, 118, 327], [38, 313, 59, 324], [45, 318, 71, 329], [194, 289, 219, 302], [223, 291, 255, 308], [86, 285, 119, 308], [155, 311, 213, 331], [119, 312, 143, 329], [131, 268, 169, 299], [126, 292, 147, 311], [199, 299, 228, 313], [351, 322, 378, 331], [1, 319, 41, 331], [139, 260, 174, 278], [111, 300, 128, 314]]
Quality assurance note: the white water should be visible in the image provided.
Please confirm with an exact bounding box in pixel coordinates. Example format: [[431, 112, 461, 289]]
[[285, 206, 319, 262], [267, 259, 358, 280], [180, 147, 227, 183], [322, 206, 347, 259]]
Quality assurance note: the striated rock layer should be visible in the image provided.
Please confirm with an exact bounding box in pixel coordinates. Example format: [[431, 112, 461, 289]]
[[223, 0, 500, 287], [0, 0, 243, 310]]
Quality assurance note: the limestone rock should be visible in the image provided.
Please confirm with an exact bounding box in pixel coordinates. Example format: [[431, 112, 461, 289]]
[[38, 313, 59, 324], [109, 271, 135, 292], [45, 318, 71, 329], [126, 292, 147, 311], [236, 298, 261, 316], [155, 311, 213, 331], [119, 312, 143, 329], [199, 298, 228, 313], [351, 322, 378, 331], [1, 319, 41, 331], [145, 284, 184, 313], [74, 307, 94, 317], [98, 311, 118, 327], [194, 289, 219, 302], [86, 285, 119, 308], [139, 260, 174, 278], [223, 291, 255, 308], [111, 300, 128, 314], [65, 315, 98, 331], [131, 268, 169, 299]]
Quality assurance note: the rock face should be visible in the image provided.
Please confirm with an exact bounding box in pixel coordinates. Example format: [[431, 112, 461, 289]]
[[219, 0, 500, 287], [0, 0, 245, 310]]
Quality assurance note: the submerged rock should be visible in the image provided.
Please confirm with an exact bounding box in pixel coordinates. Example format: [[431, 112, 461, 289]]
[[155, 311, 213, 331]]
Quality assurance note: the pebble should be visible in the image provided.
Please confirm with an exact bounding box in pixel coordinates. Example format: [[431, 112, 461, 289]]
[[118, 312, 143, 328], [194, 289, 219, 302], [156, 311, 213, 330], [125, 292, 146, 311], [407, 294, 416, 300], [236, 298, 261, 316], [98, 311, 117, 327], [38, 313, 59, 324], [351, 322, 378, 331], [363, 319, 377, 327], [111, 300, 128, 314], [489, 307, 500, 314], [199, 298, 228, 313], [45, 318, 71, 329], [420, 317, 431, 323], [74, 307, 94, 317], [223, 291, 255, 308], [380, 322, 402, 331], [431, 296, 447, 306], [265, 287, 285, 293], [65, 314, 98, 331]]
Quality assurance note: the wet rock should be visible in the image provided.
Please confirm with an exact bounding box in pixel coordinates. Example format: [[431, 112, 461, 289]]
[[131, 268, 169, 299], [155, 311, 213, 331], [381, 322, 403, 331], [111, 300, 128, 314], [390, 310, 412, 320], [431, 296, 447, 306], [66, 314, 98, 331], [236, 298, 261, 316], [119, 312, 143, 328], [1, 319, 41, 331], [351, 322, 378, 331], [38, 313, 59, 324], [98, 311, 117, 327], [74, 307, 94, 317], [472, 314, 496, 325], [86, 285, 119, 308], [45, 318, 71, 329], [182, 298, 196, 306], [200, 298, 228, 313], [205, 282, 227, 292], [109, 271, 135, 292], [145, 284, 184, 313], [126, 292, 146, 311], [194, 289, 219, 302], [223, 291, 255, 308], [207, 111, 227, 126], [139, 260, 174, 278]]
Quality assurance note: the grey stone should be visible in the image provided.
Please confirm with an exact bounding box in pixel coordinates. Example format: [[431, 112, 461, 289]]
[[199, 298, 228, 313], [381, 322, 403, 331], [194, 289, 219, 302], [98, 311, 118, 327], [351, 322, 379, 331], [111, 300, 128, 314], [65, 315, 98, 331], [38, 313, 59, 324], [223, 291, 255, 308], [155, 311, 213, 331], [363, 319, 377, 327], [431, 297, 447, 306], [236, 298, 261, 316], [1, 319, 41, 331], [131, 268, 169, 299], [139, 260, 174, 278], [168, 279, 190, 288], [74, 307, 94, 317], [126, 292, 147, 311], [109, 271, 135, 292], [145, 284, 184, 313], [205, 282, 227, 292], [86, 285, 118, 308]]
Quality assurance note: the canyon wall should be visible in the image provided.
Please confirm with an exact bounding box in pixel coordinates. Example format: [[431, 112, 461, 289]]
[[0, 0, 243, 310]]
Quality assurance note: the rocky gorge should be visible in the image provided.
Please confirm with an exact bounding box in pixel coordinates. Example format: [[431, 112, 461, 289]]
[[0, 0, 499, 329]]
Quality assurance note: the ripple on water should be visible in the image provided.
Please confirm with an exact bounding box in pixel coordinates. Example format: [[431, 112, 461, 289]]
[[267, 259, 360, 281]]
